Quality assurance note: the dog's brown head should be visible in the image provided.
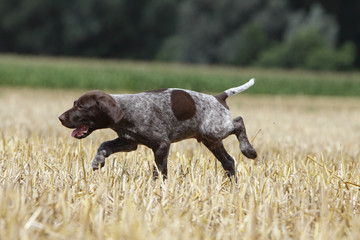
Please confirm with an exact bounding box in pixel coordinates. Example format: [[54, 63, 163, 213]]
[[58, 90, 124, 139]]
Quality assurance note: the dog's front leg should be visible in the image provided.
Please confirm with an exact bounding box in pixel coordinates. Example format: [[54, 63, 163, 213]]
[[92, 138, 138, 170]]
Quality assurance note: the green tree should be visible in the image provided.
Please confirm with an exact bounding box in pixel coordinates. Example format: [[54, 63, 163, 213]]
[[0, 0, 179, 59], [256, 4, 356, 70], [219, 22, 268, 65], [158, 0, 291, 65]]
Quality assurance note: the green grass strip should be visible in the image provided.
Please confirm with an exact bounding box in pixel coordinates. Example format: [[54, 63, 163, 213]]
[[1, 54, 359, 96]]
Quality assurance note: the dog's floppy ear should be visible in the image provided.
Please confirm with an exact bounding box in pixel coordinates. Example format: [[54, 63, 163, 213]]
[[96, 93, 124, 125]]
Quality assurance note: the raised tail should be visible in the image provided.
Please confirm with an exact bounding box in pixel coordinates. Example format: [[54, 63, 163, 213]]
[[224, 78, 255, 97], [214, 78, 255, 109]]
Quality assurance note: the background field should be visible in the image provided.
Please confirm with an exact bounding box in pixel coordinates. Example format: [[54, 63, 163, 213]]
[[1, 86, 360, 239], [1, 0, 360, 237], [1, 55, 360, 96]]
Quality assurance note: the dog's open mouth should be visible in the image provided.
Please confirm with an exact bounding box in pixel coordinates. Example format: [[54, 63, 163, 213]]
[[71, 126, 90, 139]]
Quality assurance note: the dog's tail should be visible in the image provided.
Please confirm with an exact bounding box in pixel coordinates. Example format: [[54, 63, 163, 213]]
[[224, 78, 255, 97], [214, 78, 255, 109]]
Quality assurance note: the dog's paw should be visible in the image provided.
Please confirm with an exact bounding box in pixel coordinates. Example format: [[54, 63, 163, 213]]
[[240, 143, 257, 159], [242, 148, 257, 159], [92, 150, 106, 170]]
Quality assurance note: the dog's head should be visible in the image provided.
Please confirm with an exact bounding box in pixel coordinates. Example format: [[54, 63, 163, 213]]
[[58, 90, 124, 139]]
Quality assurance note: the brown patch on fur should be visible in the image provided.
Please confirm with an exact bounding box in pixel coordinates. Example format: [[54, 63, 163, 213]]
[[214, 92, 229, 110], [171, 90, 196, 121]]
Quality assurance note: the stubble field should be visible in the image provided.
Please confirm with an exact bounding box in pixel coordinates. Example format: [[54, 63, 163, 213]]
[[1, 87, 360, 239]]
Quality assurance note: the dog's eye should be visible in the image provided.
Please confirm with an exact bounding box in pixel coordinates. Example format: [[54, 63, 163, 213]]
[[78, 104, 85, 110]]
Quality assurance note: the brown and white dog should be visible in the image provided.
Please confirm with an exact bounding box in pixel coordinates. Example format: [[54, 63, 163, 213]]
[[59, 78, 257, 178]]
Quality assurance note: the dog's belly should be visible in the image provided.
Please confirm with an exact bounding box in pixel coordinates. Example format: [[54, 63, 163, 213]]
[[168, 120, 233, 143], [167, 122, 200, 142]]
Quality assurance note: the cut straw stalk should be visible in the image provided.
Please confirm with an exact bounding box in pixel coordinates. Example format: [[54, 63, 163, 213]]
[[307, 155, 360, 189]]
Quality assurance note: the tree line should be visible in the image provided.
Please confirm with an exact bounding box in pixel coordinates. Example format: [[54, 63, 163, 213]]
[[0, 0, 359, 70]]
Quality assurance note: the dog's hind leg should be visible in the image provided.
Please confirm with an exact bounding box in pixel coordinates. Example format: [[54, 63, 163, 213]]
[[232, 116, 257, 159], [152, 141, 170, 179], [202, 139, 236, 177]]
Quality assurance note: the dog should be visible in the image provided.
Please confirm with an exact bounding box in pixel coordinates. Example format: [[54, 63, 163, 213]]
[[58, 78, 257, 178]]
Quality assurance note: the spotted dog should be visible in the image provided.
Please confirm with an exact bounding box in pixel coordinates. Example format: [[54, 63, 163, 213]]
[[58, 78, 257, 178]]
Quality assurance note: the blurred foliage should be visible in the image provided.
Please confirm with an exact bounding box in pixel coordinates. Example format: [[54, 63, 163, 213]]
[[218, 22, 268, 65], [0, 0, 178, 58], [255, 4, 356, 70], [305, 42, 356, 70], [172, 0, 288, 64], [255, 5, 357, 70], [0, 0, 359, 70]]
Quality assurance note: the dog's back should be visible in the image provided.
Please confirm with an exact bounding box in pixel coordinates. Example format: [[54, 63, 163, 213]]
[[110, 88, 233, 143]]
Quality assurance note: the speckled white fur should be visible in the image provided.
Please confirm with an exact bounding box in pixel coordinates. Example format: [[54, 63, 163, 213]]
[[225, 78, 255, 97], [93, 78, 257, 177]]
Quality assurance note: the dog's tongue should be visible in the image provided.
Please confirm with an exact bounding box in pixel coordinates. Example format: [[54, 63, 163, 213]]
[[71, 126, 88, 138]]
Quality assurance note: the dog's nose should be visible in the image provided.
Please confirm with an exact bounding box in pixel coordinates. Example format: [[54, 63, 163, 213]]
[[58, 114, 66, 123]]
